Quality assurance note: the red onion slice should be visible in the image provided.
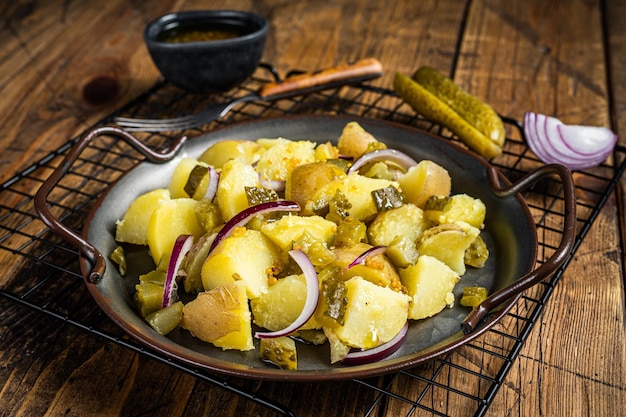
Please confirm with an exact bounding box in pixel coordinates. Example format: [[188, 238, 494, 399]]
[[524, 111, 617, 171], [524, 112, 551, 163], [162, 234, 194, 308], [259, 174, 286, 192], [255, 249, 320, 339], [347, 149, 418, 174], [203, 166, 219, 201], [344, 245, 388, 271], [557, 123, 617, 157], [342, 322, 409, 366], [209, 200, 300, 253]]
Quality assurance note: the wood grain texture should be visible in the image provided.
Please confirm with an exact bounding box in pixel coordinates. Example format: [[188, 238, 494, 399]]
[[0, 0, 624, 416]]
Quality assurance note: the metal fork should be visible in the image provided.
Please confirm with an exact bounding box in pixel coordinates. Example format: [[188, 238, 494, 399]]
[[114, 58, 383, 132]]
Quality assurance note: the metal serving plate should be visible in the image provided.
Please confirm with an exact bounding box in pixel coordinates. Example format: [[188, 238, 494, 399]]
[[74, 115, 541, 381]]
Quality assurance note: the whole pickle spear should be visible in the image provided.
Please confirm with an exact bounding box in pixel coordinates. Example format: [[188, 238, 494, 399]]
[[393, 71, 504, 159], [412, 67, 506, 147]]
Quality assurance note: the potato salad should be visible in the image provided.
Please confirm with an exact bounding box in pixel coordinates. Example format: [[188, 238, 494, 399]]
[[112, 121, 489, 370]]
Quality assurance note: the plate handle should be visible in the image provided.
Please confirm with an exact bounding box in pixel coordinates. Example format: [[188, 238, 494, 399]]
[[34, 126, 187, 284], [461, 163, 577, 334]]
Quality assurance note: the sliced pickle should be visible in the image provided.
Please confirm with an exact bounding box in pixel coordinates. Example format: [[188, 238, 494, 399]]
[[260, 336, 297, 370], [317, 267, 347, 326], [460, 286, 489, 307], [184, 165, 210, 199], [134, 281, 164, 317], [109, 245, 127, 276], [371, 185, 404, 212], [245, 186, 279, 205], [145, 301, 184, 335], [386, 235, 419, 268], [335, 218, 367, 247], [464, 235, 489, 268], [194, 199, 223, 233]]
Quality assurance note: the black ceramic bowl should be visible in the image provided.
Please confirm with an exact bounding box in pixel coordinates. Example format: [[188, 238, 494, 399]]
[[144, 10, 268, 93]]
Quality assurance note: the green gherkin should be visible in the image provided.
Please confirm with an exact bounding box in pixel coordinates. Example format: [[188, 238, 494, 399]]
[[460, 286, 489, 307], [145, 301, 183, 335], [260, 336, 298, 370], [184, 164, 209, 198], [412, 66, 506, 147], [109, 245, 127, 276], [393, 71, 503, 159], [134, 281, 164, 317]]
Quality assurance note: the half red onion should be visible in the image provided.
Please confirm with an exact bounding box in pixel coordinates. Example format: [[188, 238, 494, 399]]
[[162, 234, 194, 308], [342, 322, 409, 366], [344, 245, 388, 271], [347, 149, 418, 174], [255, 249, 320, 339], [524, 111, 617, 171], [209, 200, 300, 253]]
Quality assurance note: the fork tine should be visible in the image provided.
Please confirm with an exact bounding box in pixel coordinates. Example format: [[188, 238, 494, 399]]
[[112, 93, 250, 131], [116, 121, 198, 132], [114, 115, 195, 127]]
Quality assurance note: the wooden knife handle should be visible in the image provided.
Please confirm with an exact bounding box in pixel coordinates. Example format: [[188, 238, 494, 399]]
[[258, 58, 383, 99]]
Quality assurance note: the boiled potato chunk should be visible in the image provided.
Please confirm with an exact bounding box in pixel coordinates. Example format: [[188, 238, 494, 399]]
[[424, 193, 486, 228], [417, 221, 480, 275], [285, 161, 346, 212], [215, 159, 261, 221], [367, 203, 429, 246], [260, 214, 336, 252], [337, 121, 384, 159], [255, 138, 316, 182], [147, 198, 204, 266], [333, 276, 410, 349], [399, 255, 460, 320], [181, 281, 253, 351], [314, 141, 339, 161], [115, 188, 170, 245], [251, 274, 320, 332], [324, 327, 351, 364], [168, 157, 208, 199], [201, 228, 279, 299], [399, 160, 451, 208], [198, 139, 264, 168]]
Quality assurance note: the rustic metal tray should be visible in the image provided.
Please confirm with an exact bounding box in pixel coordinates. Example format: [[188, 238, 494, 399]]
[[1, 64, 623, 416]]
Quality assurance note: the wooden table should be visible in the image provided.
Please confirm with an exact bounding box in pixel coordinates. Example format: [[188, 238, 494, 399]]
[[1, 1, 624, 416]]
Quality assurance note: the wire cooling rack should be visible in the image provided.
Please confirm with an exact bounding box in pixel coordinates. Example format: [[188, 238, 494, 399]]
[[1, 64, 624, 417]]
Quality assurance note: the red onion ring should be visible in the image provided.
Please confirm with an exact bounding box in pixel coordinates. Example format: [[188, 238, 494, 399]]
[[342, 322, 409, 365], [524, 111, 617, 171], [162, 234, 194, 308], [209, 200, 300, 253], [203, 166, 219, 201], [347, 149, 418, 175], [344, 246, 388, 271], [255, 249, 320, 339], [258, 173, 286, 192]]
